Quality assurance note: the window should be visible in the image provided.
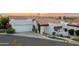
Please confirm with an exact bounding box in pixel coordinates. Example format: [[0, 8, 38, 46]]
[[64, 28, 68, 32], [54, 26, 62, 32]]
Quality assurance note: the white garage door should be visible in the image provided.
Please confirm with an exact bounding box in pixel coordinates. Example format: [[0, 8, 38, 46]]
[[9, 19, 33, 32]]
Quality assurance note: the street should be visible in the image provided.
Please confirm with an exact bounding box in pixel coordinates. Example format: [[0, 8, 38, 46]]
[[0, 35, 78, 46]]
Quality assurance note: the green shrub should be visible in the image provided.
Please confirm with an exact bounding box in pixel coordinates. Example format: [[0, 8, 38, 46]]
[[49, 36, 64, 40], [0, 17, 9, 25], [0, 16, 10, 29], [5, 28, 15, 34], [0, 21, 3, 29], [59, 34, 63, 37], [0, 29, 5, 33], [52, 32, 56, 35], [65, 36, 70, 38]]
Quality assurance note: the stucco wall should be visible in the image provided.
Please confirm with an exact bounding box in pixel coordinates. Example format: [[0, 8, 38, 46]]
[[46, 22, 69, 36], [44, 26, 50, 34], [40, 26, 45, 34]]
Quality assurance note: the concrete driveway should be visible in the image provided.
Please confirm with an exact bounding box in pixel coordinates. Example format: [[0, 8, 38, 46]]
[[10, 32, 51, 39]]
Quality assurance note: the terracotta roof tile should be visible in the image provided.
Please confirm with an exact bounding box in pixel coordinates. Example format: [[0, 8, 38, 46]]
[[35, 17, 60, 25], [9, 16, 60, 25]]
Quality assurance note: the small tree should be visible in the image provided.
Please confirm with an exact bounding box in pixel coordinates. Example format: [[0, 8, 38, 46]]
[[0, 16, 10, 29], [75, 30, 79, 36], [0, 16, 9, 25], [68, 29, 74, 35]]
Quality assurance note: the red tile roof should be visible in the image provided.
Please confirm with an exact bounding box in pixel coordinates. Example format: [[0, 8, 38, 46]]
[[35, 17, 60, 25], [9, 16, 61, 25], [64, 13, 79, 16]]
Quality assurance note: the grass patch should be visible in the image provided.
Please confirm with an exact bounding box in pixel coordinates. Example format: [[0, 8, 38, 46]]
[[49, 36, 64, 40]]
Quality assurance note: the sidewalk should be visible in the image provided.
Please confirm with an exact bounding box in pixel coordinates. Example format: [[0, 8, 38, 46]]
[[64, 38, 79, 45]]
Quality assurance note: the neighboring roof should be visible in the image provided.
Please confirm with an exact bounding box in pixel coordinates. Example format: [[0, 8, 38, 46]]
[[64, 13, 79, 16], [35, 17, 60, 26], [68, 18, 79, 27]]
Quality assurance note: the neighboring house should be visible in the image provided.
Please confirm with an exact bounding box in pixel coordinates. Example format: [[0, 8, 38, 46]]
[[67, 19, 79, 35], [67, 19, 79, 30]]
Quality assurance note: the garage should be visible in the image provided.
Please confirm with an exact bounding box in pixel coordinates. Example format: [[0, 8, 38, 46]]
[[9, 18, 33, 32]]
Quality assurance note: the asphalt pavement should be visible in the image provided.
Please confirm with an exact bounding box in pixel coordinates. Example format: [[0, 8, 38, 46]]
[[0, 35, 78, 46]]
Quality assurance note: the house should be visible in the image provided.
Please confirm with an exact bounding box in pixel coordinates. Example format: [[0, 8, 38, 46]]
[[33, 17, 69, 36], [66, 18, 79, 35]]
